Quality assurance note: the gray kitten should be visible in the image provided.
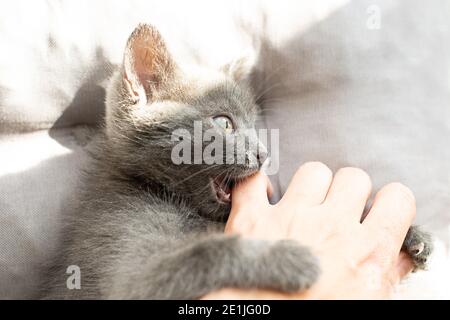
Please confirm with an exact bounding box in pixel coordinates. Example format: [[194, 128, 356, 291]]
[[43, 24, 431, 299]]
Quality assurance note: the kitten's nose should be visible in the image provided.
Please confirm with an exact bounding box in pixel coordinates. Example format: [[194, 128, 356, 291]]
[[256, 148, 268, 168]]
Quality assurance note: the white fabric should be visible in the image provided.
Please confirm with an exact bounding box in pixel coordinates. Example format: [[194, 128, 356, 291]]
[[0, 0, 449, 299]]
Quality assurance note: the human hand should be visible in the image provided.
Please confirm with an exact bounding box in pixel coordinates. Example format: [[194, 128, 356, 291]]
[[204, 162, 415, 299]]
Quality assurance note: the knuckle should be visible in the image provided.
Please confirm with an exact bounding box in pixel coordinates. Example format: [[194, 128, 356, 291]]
[[301, 161, 331, 172], [299, 161, 332, 177], [338, 167, 372, 187], [384, 182, 416, 205], [385, 182, 414, 198]]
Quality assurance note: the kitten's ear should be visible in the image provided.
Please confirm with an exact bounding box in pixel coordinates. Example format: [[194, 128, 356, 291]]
[[221, 55, 256, 84], [123, 24, 175, 105]]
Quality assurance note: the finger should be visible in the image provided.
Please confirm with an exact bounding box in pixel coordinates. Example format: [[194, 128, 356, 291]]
[[396, 251, 414, 280], [226, 172, 272, 234], [281, 162, 333, 207], [364, 183, 416, 255], [266, 176, 274, 199], [389, 251, 415, 287], [323, 167, 372, 220], [230, 171, 271, 213]]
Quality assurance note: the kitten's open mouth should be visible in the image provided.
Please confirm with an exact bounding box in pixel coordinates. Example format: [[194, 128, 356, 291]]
[[210, 175, 235, 204], [211, 171, 259, 204]]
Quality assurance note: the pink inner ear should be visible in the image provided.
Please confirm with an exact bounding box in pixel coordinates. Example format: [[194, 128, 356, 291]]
[[123, 41, 155, 103], [133, 44, 155, 85], [123, 24, 174, 103]]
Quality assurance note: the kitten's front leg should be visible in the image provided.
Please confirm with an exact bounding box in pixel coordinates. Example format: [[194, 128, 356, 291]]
[[107, 235, 319, 299]]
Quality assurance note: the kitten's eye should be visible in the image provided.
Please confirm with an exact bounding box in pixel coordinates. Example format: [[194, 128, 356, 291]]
[[213, 116, 234, 134]]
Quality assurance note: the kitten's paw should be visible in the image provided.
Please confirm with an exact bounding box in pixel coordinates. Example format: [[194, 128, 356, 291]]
[[261, 240, 320, 292], [402, 225, 433, 271]]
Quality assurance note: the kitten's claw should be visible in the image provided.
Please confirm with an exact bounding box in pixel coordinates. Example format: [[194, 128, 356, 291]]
[[409, 242, 425, 256]]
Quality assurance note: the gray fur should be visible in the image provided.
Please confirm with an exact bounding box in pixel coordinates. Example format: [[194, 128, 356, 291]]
[[403, 226, 433, 271], [42, 24, 319, 299]]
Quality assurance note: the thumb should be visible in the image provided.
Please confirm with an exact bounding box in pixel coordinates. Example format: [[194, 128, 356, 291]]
[[231, 171, 273, 208], [226, 172, 272, 234]]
